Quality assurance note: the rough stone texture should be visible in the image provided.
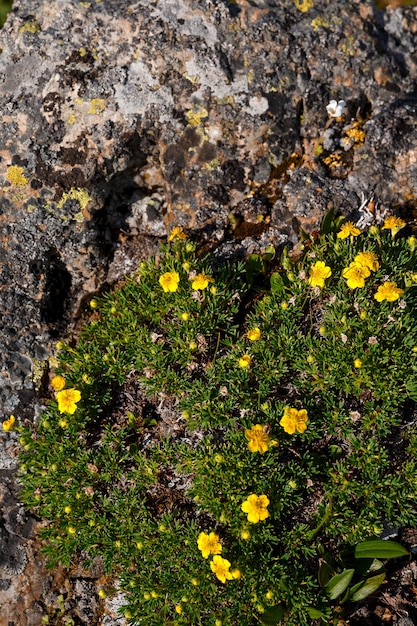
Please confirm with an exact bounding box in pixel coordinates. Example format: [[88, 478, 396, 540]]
[[1, 0, 417, 624]]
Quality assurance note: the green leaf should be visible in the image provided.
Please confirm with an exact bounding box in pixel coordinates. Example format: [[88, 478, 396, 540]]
[[318, 560, 334, 587], [324, 569, 355, 600], [321, 208, 335, 235], [306, 607, 327, 618], [263, 245, 276, 262], [354, 540, 409, 560], [259, 605, 284, 625], [349, 573, 386, 602], [270, 272, 285, 295]]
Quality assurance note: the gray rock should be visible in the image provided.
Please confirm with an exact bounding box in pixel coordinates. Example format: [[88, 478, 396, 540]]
[[1, 0, 417, 623]]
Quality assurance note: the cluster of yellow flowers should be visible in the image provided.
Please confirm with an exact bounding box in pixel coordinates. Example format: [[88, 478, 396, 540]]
[[197, 532, 241, 583], [51, 375, 81, 418], [158, 228, 216, 294], [308, 216, 406, 301], [197, 493, 271, 583]]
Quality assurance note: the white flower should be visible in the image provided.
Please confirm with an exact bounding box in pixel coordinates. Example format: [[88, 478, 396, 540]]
[[326, 99, 347, 118]]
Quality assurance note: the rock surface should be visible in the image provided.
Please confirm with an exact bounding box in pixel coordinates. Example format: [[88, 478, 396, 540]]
[[1, 0, 417, 624]]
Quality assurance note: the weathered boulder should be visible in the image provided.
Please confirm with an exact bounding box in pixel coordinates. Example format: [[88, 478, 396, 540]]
[[1, 0, 417, 415], [1, 0, 417, 622]]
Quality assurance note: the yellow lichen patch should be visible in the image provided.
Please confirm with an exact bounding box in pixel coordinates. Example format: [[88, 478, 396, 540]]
[[183, 72, 200, 85], [58, 188, 92, 212], [294, 0, 314, 12], [80, 1, 91, 7], [186, 109, 209, 127], [323, 153, 344, 169], [342, 123, 366, 148], [88, 98, 106, 115], [311, 15, 342, 31], [75, 97, 84, 106], [6, 165, 28, 186], [67, 113, 76, 125], [79, 47, 88, 57], [19, 21, 41, 34]]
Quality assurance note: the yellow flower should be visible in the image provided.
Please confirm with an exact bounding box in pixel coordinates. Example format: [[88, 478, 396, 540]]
[[240, 529, 250, 540], [374, 281, 405, 303], [337, 222, 361, 239], [245, 424, 270, 453], [241, 494, 270, 524], [159, 271, 180, 293], [246, 327, 261, 341], [168, 226, 187, 242], [2, 415, 15, 431], [279, 407, 308, 434], [56, 388, 81, 414], [382, 216, 406, 237], [239, 355, 252, 368], [342, 262, 370, 289], [51, 375, 66, 391], [191, 273, 214, 290], [197, 531, 222, 559], [231, 568, 241, 579], [175, 605, 183, 614], [210, 555, 233, 583], [354, 251, 379, 272], [354, 358, 362, 368], [308, 261, 332, 288], [181, 312, 190, 321]]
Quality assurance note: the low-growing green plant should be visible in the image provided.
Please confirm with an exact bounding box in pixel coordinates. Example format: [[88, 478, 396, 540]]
[[14, 215, 417, 625]]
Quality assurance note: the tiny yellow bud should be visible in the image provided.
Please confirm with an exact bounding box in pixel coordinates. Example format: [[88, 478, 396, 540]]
[[175, 605, 182, 614], [181, 312, 190, 321], [98, 589, 107, 599], [90, 299, 98, 309], [182, 262, 190, 271], [64, 506, 71, 514], [265, 590, 274, 601], [215, 621, 222, 626], [306, 355, 315, 363], [115, 540, 121, 548], [68, 526, 76, 535], [214, 454, 224, 464], [360, 311, 367, 320], [240, 529, 250, 540], [143, 592, 151, 600], [319, 326, 326, 336], [124, 611, 132, 619], [191, 578, 199, 586], [281, 301, 288, 310], [110, 306, 117, 314], [59, 419, 68, 428], [231, 569, 241, 579], [210, 286, 217, 294], [189, 341, 197, 350], [151, 591, 158, 598], [136, 541, 143, 549], [354, 358, 362, 368], [55, 341, 65, 350]]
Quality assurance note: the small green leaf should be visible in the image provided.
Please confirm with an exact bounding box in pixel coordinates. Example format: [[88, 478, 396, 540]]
[[354, 540, 409, 560], [321, 207, 335, 235], [259, 605, 284, 625], [263, 245, 276, 262], [324, 568, 355, 600], [270, 272, 285, 295], [349, 573, 386, 602], [306, 607, 327, 618], [318, 560, 334, 587]]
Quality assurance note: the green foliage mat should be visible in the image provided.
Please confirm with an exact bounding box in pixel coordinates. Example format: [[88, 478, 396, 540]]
[[16, 215, 417, 625]]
